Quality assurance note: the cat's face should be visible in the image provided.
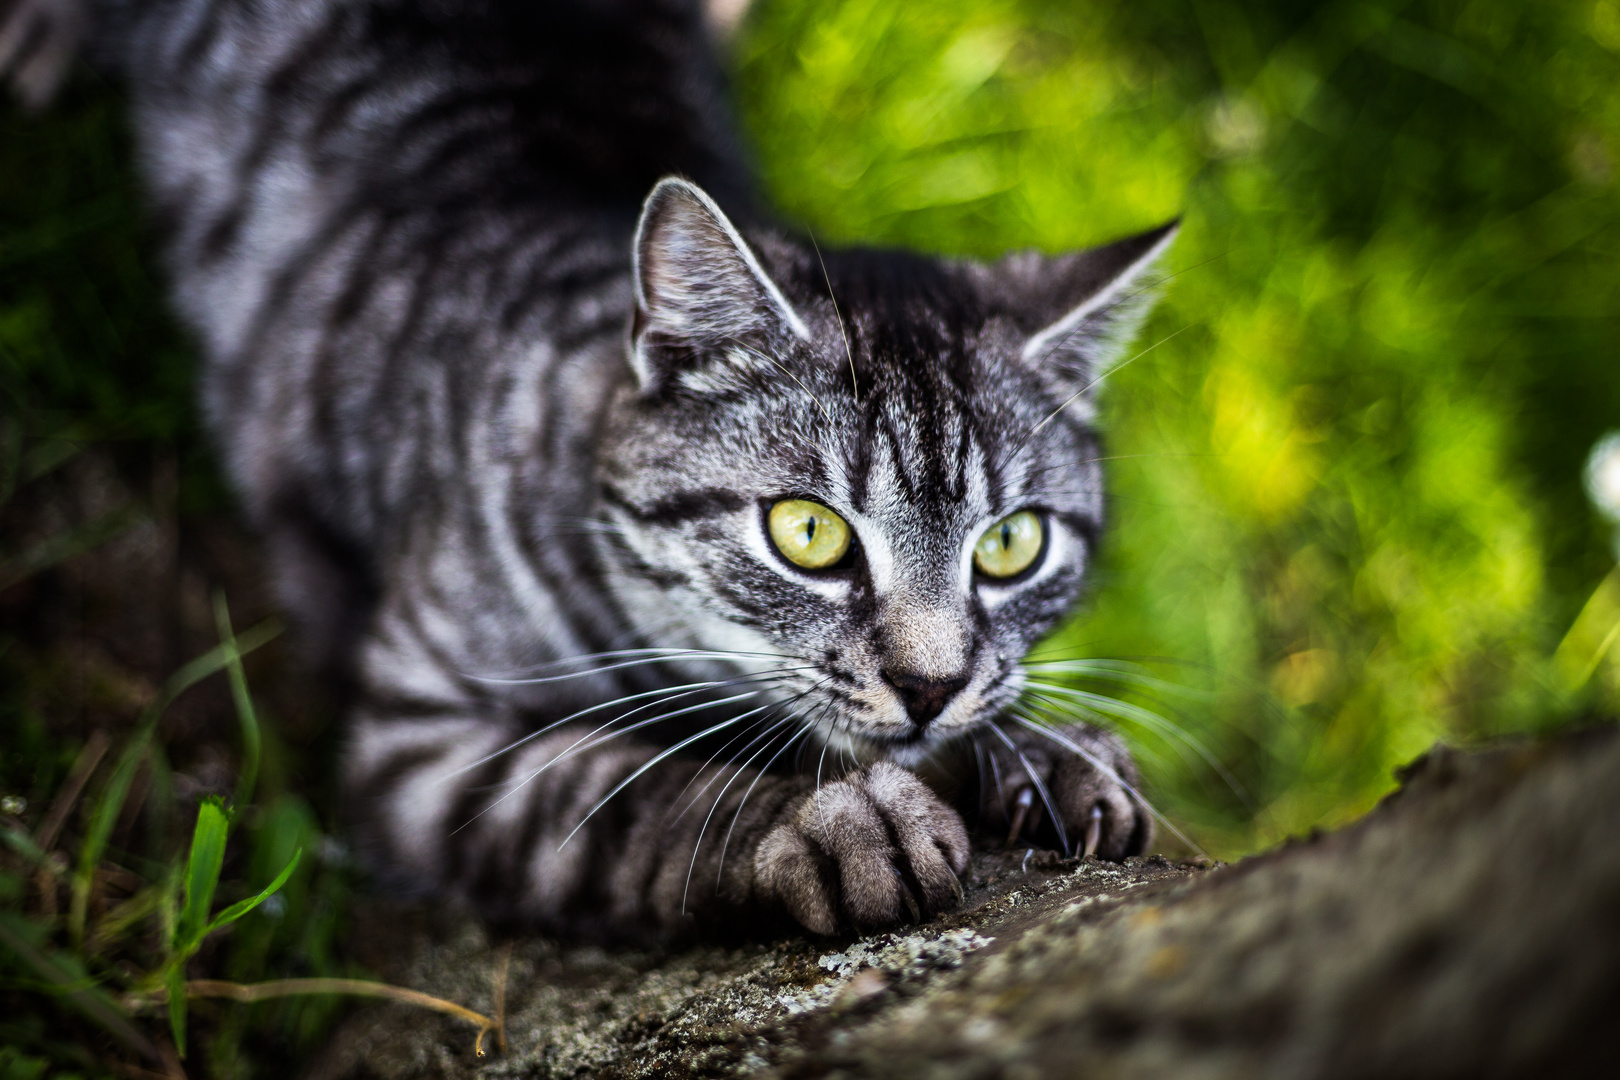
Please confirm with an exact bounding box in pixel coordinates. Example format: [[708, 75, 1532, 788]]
[[596, 180, 1173, 764]]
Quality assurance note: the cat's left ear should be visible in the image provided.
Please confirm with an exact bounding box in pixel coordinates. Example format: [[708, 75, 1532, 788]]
[[630, 177, 809, 393], [982, 221, 1179, 396]]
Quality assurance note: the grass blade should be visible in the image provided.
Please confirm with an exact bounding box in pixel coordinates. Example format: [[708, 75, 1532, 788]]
[[179, 978, 501, 1056], [204, 849, 301, 935], [212, 593, 261, 811], [0, 912, 162, 1065], [151, 619, 281, 720], [1, 824, 51, 869], [36, 728, 111, 852], [0, 505, 145, 591], [166, 962, 187, 1058], [177, 798, 228, 954], [71, 724, 154, 943], [64, 622, 283, 942]]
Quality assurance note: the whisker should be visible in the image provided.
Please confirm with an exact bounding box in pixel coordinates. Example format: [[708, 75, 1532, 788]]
[[556, 695, 798, 850], [1020, 666, 1247, 807], [725, 336, 834, 424], [1022, 682, 1245, 802], [444, 668, 807, 781], [467, 649, 799, 685], [1021, 657, 1203, 696], [450, 679, 745, 784], [984, 735, 1007, 816], [813, 727, 833, 838], [971, 737, 988, 814], [1023, 249, 1218, 375], [1008, 711, 1209, 861], [538, 684, 783, 778], [667, 680, 828, 825], [986, 721, 1070, 856], [666, 710, 789, 821], [450, 688, 765, 833], [999, 323, 1193, 475], [1021, 452, 1209, 480], [1025, 683, 1202, 760], [809, 229, 857, 404], [709, 716, 820, 896], [679, 703, 819, 913]]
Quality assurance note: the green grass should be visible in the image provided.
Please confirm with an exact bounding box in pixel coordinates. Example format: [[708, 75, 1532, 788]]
[[3, 0, 1620, 1075]]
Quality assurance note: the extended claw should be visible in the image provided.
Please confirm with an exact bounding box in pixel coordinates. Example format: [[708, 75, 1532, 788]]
[[1083, 803, 1104, 858], [900, 882, 921, 925], [1006, 786, 1034, 847]]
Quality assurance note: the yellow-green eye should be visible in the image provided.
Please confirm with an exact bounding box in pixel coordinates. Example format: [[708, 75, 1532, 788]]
[[768, 499, 852, 570], [973, 510, 1043, 579]]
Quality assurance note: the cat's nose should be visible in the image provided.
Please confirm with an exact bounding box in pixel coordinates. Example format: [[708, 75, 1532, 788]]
[[882, 669, 969, 728]]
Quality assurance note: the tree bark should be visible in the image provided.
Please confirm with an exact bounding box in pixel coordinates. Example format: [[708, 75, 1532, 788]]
[[308, 727, 1620, 1080]]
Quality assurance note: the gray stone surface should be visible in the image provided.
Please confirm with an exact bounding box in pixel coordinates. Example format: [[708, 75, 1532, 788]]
[[306, 729, 1620, 1079]]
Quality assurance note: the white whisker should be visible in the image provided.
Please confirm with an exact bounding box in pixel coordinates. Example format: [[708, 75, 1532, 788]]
[[1021, 673, 1249, 807], [1007, 711, 1208, 860], [450, 688, 765, 834], [678, 709, 810, 913], [709, 717, 819, 896], [444, 667, 809, 781], [1023, 683, 1238, 793], [556, 695, 798, 850], [999, 323, 1193, 475], [667, 680, 828, 825], [467, 648, 799, 685], [985, 721, 1070, 856]]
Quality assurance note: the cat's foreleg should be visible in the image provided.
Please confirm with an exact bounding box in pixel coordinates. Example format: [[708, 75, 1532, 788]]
[[343, 711, 968, 935], [751, 761, 970, 935]]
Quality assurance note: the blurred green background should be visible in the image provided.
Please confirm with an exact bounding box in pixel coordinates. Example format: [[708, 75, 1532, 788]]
[[2, 0, 1620, 1072], [736, 0, 1620, 852]]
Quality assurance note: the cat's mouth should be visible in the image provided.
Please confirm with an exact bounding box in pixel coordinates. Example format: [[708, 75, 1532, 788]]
[[844, 710, 989, 761]]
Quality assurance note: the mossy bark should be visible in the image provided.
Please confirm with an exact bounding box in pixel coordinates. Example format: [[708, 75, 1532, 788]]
[[307, 728, 1620, 1080]]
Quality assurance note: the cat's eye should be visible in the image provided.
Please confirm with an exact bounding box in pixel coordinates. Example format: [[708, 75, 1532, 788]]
[[973, 510, 1044, 579], [768, 499, 852, 570]]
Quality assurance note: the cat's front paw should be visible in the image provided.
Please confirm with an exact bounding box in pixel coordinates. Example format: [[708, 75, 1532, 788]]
[[754, 761, 970, 935], [986, 723, 1151, 859]]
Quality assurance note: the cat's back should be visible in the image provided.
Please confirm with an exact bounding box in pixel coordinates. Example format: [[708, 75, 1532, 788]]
[[82, 0, 754, 665], [107, 0, 751, 525]]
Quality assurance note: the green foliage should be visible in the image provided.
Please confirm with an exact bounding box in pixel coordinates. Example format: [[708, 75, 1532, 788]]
[[163, 795, 302, 1056], [0, 612, 330, 1076], [737, 0, 1620, 851]]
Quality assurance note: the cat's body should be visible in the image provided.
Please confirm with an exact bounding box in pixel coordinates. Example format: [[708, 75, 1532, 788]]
[[8, 0, 1169, 937]]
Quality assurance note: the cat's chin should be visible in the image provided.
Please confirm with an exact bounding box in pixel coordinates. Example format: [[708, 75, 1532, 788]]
[[855, 727, 967, 771]]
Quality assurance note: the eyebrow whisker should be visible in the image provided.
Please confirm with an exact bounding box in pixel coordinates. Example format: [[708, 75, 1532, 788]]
[[809, 229, 858, 405]]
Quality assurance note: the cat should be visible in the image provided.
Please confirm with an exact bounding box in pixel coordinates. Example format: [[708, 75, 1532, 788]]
[[5, 0, 1171, 937]]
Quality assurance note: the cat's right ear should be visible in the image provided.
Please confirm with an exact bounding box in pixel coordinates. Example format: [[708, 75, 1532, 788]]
[[630, 178, 809, 394]]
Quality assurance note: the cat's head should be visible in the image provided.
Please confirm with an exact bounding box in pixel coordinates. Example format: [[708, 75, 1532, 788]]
[[595, 178, 1174, 764]]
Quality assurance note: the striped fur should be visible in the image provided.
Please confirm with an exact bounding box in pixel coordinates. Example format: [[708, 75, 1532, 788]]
[[22, 0, 1173, 937]]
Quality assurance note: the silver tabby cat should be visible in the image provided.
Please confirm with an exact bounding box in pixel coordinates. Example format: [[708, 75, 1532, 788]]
[[7, 0, 1173, 936]]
